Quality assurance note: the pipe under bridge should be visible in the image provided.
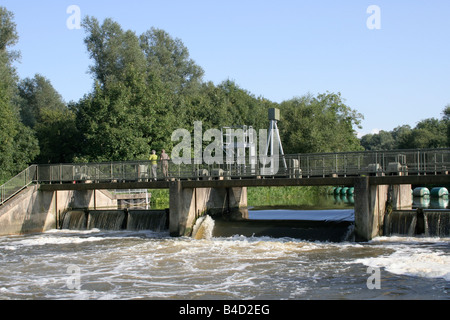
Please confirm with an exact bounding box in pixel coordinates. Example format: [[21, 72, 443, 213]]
[[1, 148, 449, 241]]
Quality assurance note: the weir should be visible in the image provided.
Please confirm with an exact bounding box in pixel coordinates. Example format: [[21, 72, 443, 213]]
[[60, 209, 169, 232], [168, 177, 415, 241], [87, 210, 128, 230], [211, 218, 354, 242], [1, 148, 448, 240], [353, 178, 413, 241], [168, 180, 247, 237], [384, 209, 450, 237]]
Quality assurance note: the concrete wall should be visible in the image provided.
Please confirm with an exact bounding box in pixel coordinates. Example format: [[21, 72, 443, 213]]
[[169, 181, 248, 237], [0, 186, 117, 236], [354, 179, 389, 242], [390, 184, 412, 210], [354, 177, 412, 241]]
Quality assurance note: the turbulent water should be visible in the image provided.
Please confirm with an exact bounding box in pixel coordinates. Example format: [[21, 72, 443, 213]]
[[0, 209, 449, 300]]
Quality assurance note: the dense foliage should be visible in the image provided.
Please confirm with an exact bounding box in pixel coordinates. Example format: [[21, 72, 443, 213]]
[[360, 106, 449, 151], [0, 7, 39, 183], [0, 7, 448, 184]]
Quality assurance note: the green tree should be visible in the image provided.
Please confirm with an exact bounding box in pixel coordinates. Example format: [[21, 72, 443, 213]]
[[391, 125, 413, 149], [280, 92, 363, 154], [360, 130, 395, 151], [83, 17, 147, 87], [180, 79, 275, 152], [78, 17, 209, 161], [217, 80, 269, 131], [77, 17, 154, 161], [76, 17, 176, 161], [0, 7, 39, 182], [11, 124, 39, 170], [360, 107, 449, 150], [410, 118, 447, 149], [35, 107, 78, 163], [360, 133, 376, 150], [443, 104, 450, 147], [16, 74, 78, 163], [139, 27, 204, 95], [181, 81, 228, 130], [17, 74, 67, 128], [75, 73, 156, 162], [0, 69, 18, 182], [139, 27, 206, 147]]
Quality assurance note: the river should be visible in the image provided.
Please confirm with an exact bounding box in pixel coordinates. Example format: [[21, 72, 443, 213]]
[[0, 197, 449, 301]]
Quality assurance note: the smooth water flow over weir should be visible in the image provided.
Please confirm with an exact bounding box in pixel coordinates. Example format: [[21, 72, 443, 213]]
[[59, 207, 450, 241], [384, 209, 450, 237], [61, 210, 169, 232], [60, 207, 357, 242]]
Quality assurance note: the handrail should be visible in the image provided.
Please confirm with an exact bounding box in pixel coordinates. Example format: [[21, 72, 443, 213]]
[[1, 148, 448, 205], [35, 148, 450, 184], [0, 165, 38, 206]]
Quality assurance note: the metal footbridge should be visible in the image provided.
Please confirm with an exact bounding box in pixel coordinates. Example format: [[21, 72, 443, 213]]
[[2, 148, 449, 204]]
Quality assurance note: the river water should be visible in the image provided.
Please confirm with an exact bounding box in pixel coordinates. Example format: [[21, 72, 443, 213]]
[[0, 200, 449, 301]]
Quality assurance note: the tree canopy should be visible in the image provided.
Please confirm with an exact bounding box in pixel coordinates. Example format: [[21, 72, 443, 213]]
[[360, 110, 449, 151], [279, 93, 364, 154], [0, 7, 39, 183]]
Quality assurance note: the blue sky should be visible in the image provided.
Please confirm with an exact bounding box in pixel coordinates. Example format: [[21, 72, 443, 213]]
[[2, 0, 450, 136]]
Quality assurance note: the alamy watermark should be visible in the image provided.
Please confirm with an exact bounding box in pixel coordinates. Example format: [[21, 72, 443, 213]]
[[171, 121, 281, 174], [66, 264, 81, 290], [66, 5, 81, 30], [366, 267, 381, 290], [66, 5, 380, 31], [367, 5, 381, 30]]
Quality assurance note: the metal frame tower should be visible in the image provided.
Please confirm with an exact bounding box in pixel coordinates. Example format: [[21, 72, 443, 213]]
[[264, 108, 287, 172]]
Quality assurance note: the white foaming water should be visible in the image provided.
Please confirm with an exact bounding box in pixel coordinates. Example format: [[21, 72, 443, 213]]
[[192, 215, 215, 240], [0, 229, 449, 299], [0, 229, 105, 251], [353, 236, 450, 281]]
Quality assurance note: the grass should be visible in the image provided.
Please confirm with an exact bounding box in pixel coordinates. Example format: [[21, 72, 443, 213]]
[[247, 186, 331, 207]]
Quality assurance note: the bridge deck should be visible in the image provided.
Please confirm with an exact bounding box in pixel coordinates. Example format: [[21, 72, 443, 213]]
[[38, 174, 449, 192], [2, 149, 449, 204], [36, 148, 449, 191]]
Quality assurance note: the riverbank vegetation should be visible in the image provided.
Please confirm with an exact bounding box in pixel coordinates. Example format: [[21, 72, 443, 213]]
[[149, 186, 338, 209], [247, 186, 331, 207], [1, 7, 449, 184]]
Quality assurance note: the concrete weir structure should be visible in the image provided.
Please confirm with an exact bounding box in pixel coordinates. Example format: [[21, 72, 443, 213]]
[[169, 181, 247, 237], [1, 148, 448, 240], [0, 186, 117, 236], [353, 177, 412, 241], [169, 177, 413, 241], [1, 175, 445, 241]]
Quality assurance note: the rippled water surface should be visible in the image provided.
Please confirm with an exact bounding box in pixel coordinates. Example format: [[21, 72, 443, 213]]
[[0, 223, 448, 300]]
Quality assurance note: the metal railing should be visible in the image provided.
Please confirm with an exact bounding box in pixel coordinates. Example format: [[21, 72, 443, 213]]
[[293, 148, 450, 177], [0, 165, 37, 206], [1, 149, 448, 205], [35, 148, 450, 184]]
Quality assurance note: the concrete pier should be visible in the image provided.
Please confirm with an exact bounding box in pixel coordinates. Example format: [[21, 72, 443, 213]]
[[169, 181, 247, 237], [354, 177, 412, 241]]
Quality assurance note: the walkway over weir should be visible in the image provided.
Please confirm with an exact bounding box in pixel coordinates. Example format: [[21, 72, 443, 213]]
[[2, 148, 449, 203], [1, 148, 449, 241], [34, 148, 450, 188]]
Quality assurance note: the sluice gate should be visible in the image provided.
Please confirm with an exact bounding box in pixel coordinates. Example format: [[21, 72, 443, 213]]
[[61, 209, 169, 232], [384, 209, 450, 237]]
